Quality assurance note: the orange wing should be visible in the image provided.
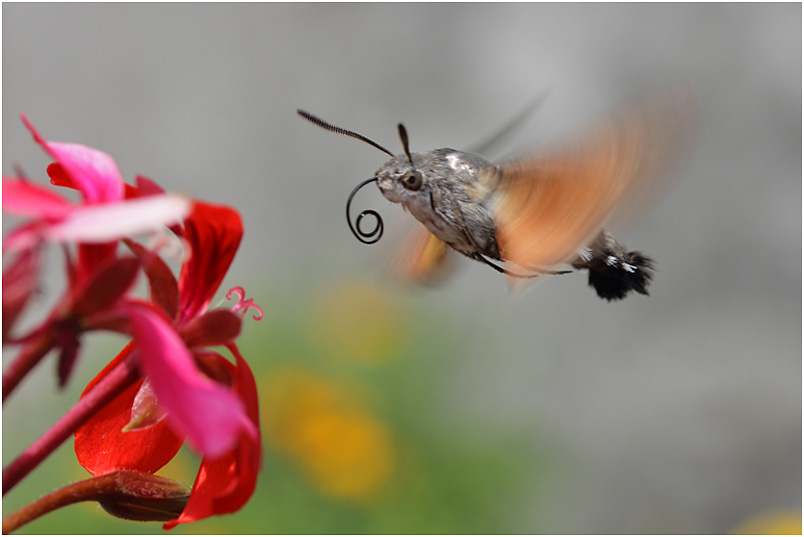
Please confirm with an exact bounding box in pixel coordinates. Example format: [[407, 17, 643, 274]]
[[493, 90, 693, 270], [390, 223, 454, 286]]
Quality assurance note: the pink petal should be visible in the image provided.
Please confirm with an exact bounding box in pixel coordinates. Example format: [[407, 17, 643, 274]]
[[2, 178, 73, 218], [21, 114, 125, 203], [44, 194, 191, 244], [163, 346, 261, 530], [122, 303, 256, 458]]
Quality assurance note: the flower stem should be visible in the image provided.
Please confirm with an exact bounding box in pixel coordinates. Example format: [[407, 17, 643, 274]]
[[2, 470, 189, 533], [2, 329, 55, 402], [2, 352, 140, 496], [2, 472, 121, 533]]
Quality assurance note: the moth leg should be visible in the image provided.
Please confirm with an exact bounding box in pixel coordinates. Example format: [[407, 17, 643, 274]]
[[509, 261, 572, 276], [465, 252, 541, 279], [447, 220, 546, 279]]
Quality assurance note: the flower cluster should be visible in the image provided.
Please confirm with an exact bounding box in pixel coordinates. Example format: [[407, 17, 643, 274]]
[[2, 116, 263, 531]]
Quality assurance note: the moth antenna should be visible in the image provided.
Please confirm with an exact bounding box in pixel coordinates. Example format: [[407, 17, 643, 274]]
[[398, 123, 414, 165], [297, 109, 395, 157]]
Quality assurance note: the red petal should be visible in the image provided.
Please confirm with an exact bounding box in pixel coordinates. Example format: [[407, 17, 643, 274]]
[[124, 239, 180, 320], [122, 175, 165, 200], [163, 346, 261, 529], [75, 342, 184, 475], [179, 310, 241, 349], [177, 203, 243, 321], [228, 344, 260, 426], [123, 183, 139, 199], [46, 162, 77, 190], [162, 429, 260, 530], [192, 351, 234, 386], [123, 303, 256, 458], [134, 175, 166, 197], [212, 345, 261, 513], [69, 256, 139, 318]]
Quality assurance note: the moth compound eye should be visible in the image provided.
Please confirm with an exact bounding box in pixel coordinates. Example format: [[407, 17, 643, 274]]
[[402, 171, 423, 191]]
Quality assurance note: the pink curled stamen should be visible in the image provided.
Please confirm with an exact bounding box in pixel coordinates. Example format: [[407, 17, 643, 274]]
[[226, 286, 264, 321]]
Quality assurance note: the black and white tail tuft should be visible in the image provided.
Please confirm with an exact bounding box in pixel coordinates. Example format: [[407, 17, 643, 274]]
[[573, 231, 655, 301]]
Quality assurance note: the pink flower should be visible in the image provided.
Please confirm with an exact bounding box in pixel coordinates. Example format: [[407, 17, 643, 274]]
[[3, 115, 190, 256], [75, 202, 263, 529], [2, 116, 192, 391]]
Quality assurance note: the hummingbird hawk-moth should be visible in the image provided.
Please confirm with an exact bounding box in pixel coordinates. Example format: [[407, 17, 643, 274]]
[[298, 91, 691, 300]]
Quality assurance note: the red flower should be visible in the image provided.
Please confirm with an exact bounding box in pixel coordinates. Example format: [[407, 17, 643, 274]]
[[2, 117, 261, 531], [2, 116, 192, 392], [74, 202, 263, 529]]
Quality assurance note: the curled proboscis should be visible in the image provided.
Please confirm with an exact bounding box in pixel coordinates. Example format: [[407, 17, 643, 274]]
[[346, 177, 383, 245]]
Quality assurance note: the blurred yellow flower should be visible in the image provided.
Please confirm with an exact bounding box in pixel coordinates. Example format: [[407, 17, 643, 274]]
[[308, 281, 400, 363], [733, 509, 802, 535], [260, 368, 394, 501]]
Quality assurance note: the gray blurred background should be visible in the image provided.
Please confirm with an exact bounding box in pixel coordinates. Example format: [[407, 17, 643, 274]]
[[2, 3, 800, 534]]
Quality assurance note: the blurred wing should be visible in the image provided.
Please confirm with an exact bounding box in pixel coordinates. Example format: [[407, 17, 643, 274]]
[[389, 223, 454, 286], [466, 90, 550, 156], [493, 90, 693, 269]]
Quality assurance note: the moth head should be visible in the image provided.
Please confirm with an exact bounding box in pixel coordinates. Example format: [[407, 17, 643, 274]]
[[376, 123, 426, 203], [296, 110, 425, 244], [376, 161, 425, 204]]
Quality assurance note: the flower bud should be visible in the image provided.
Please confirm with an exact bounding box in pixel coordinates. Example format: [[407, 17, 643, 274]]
[[95, 470, 190, 522]]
